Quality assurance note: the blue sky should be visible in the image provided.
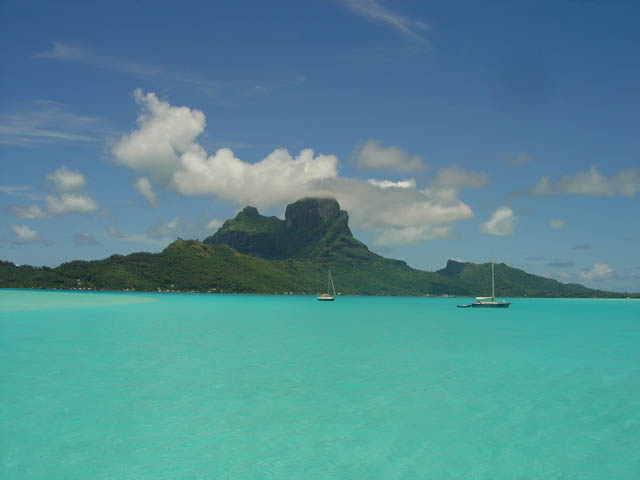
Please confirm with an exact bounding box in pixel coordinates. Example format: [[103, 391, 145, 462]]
[[1, 0, 638, 292]]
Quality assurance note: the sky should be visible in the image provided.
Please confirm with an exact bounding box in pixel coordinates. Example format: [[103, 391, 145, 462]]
[[1, 0, 639, 292]]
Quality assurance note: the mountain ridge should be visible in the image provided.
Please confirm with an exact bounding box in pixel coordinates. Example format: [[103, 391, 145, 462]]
[[1, 198, 636, 297]]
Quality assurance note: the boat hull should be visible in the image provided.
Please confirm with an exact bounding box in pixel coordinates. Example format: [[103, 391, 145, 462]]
[[471, 302, 510, 308], [317, 297, 335, 301]]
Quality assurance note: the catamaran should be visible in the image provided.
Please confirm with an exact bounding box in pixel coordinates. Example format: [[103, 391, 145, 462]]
[[317, 270, 337, 301], [458, 261, 511, 308]]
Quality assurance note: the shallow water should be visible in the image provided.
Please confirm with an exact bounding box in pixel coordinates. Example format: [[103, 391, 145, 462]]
[[1, 290, 639, 479]]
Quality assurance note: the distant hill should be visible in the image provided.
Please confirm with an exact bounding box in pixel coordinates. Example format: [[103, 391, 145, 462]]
[[436, 259, 618, 298], [1, 197, 635, 297]]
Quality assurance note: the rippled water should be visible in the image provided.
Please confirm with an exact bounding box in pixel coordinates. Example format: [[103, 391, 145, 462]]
[[1, 290, 639, 479]]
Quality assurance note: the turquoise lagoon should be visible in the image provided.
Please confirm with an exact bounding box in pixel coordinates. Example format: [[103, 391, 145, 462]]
[[1, 289, 639, 479]]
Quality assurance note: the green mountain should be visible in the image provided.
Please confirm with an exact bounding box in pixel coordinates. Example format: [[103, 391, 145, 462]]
[[436, 259, 620, 298], [1, 197, 635, 297]]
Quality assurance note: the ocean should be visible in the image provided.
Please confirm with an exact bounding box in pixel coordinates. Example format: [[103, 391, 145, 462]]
[[1, 290, 639, 479]]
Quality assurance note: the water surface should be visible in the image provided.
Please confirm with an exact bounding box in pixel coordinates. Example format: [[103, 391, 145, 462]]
[[1, 290, 638, 479]]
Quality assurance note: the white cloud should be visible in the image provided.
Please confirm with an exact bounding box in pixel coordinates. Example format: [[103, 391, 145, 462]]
[[45, 165, 86, 191], [580, 263, 614, 281], [531, 166, 640, 197], [9, 204, 48, 219], [480, 206, 517, 236], [352, 139, 424, 172], [431, 166, 489, 189], [173, 147, 339, 207], [134, 177, 156, 206], [12, 225, 38, 243], [44, 193, 98, 216], [11, 225, 50, 245], [548, 219, 566, 229], [337, 0, 429, 43], [9, 166, 98, 219], [112, 91, 477, 246], [367, 178, 415, 189], [113, 89, 206, 183], [373, 225, 453, 245]]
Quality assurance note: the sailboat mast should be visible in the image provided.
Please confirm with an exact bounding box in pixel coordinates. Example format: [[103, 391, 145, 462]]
[[491, 261, 495, 301], [329, 270, 336, 296]]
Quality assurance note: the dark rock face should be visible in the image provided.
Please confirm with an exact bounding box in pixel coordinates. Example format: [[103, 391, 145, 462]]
[[240, 206, 259, 217], [203, 197, 355, 260], [436, 259, 467, 277], [285, 198, 341, 231]]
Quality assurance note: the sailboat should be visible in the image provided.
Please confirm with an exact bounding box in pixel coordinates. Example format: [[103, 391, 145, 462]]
[[470, 261, 510, 308], [317, 270, 337, 301]]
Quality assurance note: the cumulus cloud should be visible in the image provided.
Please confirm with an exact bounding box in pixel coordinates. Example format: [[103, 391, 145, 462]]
[[480, 206, 517, 236], [548, 219, 566, 229], [73, 232, 99, 246], [44, 193, 98, 215], [11, 224, 51, 245], [11, 194, 97, 218], [579, 263, 613, 281], [173, 147, 339, 207], [112, 89, 206, 183], [45, 165, 86, 191], [134, 177, 156, 206], [352, 140, 424, 172], [431, 166, 489, 189], [112, 91, 478, 246], [9, 166, 98, 219], [531, 166, 640, 197]]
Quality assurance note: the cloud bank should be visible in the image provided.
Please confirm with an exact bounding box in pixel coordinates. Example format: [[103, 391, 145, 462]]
[[531, 166, 640, 197], [112, 91, 481, 246]]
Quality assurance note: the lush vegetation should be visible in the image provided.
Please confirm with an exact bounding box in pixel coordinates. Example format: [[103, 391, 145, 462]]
[[1, 198, 636, 297]]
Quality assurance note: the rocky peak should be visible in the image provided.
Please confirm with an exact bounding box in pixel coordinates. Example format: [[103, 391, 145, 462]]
[[284, 197, 342, 230], [239, 206, 260, 218]]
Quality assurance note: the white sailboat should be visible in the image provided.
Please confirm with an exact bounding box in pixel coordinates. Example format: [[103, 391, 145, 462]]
[[471, 261, 510, 308], [317, 270, 337, 301]]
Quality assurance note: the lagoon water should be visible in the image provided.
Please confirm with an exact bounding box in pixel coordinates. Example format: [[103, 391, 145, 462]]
[[1, 289, 639, 479]]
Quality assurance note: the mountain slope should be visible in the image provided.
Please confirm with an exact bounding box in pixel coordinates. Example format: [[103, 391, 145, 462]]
[[1, 197, 634, 297], [436, 259, 617, 298]]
